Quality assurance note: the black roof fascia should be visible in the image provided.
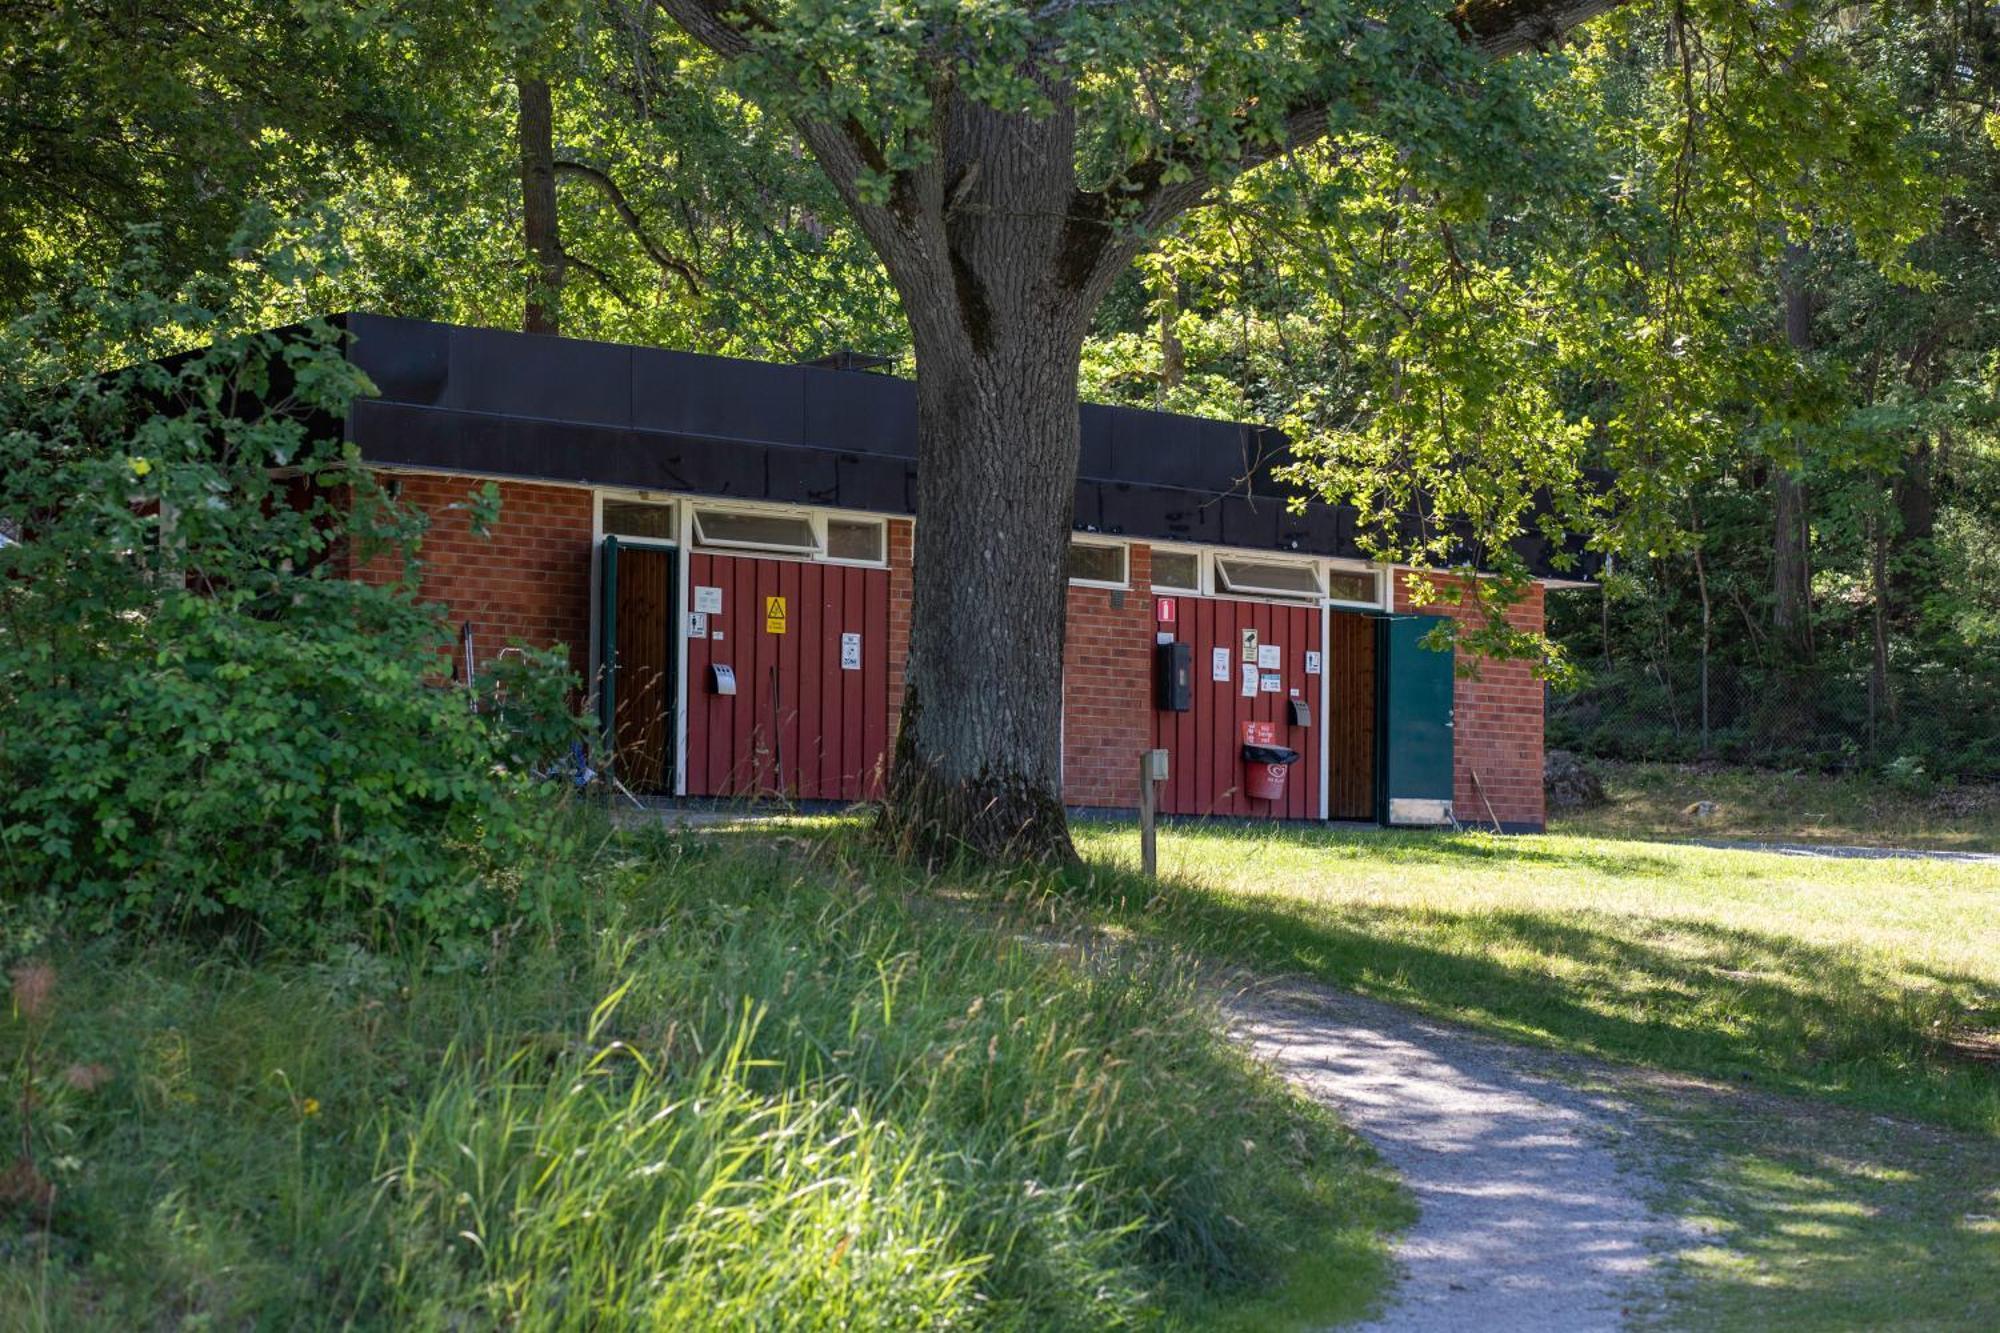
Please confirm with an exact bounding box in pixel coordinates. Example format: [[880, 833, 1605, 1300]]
[[335, 312, 1598, 580]]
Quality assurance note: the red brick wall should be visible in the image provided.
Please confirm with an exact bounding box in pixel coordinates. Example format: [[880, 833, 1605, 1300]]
[[1394, 574, 1546, 830], [351, 473, 1549, 826], [1060, 545, 1156, 808], [358, 472, 594, 676]]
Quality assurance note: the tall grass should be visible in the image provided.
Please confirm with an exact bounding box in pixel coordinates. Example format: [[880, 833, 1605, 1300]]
[[0, 822, 1401, 1329]]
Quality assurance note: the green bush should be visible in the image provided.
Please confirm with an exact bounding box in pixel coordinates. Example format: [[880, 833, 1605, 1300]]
[[0, 276, 585, 943]]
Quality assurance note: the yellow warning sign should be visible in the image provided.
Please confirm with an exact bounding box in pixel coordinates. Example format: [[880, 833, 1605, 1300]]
[[764, 594, 787, 634]]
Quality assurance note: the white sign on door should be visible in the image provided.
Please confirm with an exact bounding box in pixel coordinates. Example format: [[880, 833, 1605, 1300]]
[[1257, 643, 1281, 670], [1304, 650, 1322, 675], [840, 632, 862, 671], [693, 585, 723, 615], [1240, 664, 1258, 698], [1260, 672, 1282, 693], [687, 612, 708, 638], [1211, 646, 1232, 683]]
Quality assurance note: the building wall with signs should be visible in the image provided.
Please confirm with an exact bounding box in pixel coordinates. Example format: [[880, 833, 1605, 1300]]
[[354, 471, 1548, 829], [1393, 575, 1547, 830]]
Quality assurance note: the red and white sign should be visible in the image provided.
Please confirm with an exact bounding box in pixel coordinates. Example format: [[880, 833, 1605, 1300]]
[[1242, 720, 1277, 746], [1156, 597, 1176, 624]]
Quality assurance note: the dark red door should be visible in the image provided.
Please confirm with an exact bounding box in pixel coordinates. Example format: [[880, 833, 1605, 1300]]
[[1149, 596, 1323, 820], [684, 553, 890, 800]]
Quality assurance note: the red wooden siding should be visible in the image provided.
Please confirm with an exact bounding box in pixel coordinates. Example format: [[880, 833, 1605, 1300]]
[[1149, 596, 1323, 820], [683, 552, 890, 800]]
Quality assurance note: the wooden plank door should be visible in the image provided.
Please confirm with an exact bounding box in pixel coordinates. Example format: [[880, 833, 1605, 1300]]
[[602, 539, 676, 792], [1325, 611, 1378, 820]]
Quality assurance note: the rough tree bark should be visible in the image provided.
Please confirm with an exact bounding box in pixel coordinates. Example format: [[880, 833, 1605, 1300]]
[[1773, 242, 1814, 663], [518, 74, 564, 335], [659, 0, 1634, 862]]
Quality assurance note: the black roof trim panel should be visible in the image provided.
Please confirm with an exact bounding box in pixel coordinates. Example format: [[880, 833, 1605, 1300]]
[[336, 313, 1596, 579]]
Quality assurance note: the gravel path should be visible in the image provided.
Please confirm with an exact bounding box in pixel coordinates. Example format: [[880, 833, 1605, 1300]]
[[1678, 837, 1999, 863], [1229, 982, 1675, 1332]]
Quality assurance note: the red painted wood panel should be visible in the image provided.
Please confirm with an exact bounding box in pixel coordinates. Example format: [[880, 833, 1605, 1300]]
[[1150, 596, 1324, 819], [685, 553, 889, 801]]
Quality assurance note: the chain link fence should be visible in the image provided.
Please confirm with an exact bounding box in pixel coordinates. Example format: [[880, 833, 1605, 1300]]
[[1546, 659, 2000, 782]]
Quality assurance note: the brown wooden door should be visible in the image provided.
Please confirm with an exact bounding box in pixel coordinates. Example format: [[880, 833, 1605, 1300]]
[[1326, 611, 1377, 820], [611, 544, 675, 791]]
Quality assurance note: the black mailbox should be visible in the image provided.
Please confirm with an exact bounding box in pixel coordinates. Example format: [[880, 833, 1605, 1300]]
[[1289, 698, 1312, 728], [1155, 640, 1192, 711]]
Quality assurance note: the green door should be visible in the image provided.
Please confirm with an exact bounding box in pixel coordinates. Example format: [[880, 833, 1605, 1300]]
[[1378, 614, 1455, 826]]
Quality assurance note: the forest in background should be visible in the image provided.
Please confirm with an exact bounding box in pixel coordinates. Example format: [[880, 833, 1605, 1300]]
[[7, 1, 1997, 781]]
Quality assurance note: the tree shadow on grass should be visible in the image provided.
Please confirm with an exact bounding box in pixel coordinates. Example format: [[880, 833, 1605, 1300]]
[[1082, 866, 2000, 1137], [1147, 817, 1695, 879], [640, 818, 2000, 1133], [1628, 1073, 2000, 1329]]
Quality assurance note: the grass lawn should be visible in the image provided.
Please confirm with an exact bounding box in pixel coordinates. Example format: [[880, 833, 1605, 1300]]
[[0, 826, 1404, 1331], [1074, 822, 2000, 1132], [1067, 820, 2000, 1328], [1554, 758, 2000, 852]]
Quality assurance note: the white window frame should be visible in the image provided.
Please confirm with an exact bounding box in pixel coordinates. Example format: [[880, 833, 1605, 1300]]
[[1067, 536, 1130, 590], [1148, 543, 1206, 596], [1212, 551, 1325, 603], [597, 492, 681, 544], [600, 494, 892, 570], [821, 514, 889, 568], [1324, 560, 1388, 610], [691, 503, 823, 557]]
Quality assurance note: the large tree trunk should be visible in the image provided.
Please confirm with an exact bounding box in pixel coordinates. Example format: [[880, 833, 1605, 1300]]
[[861, 99, 1100, 866], [1889, 429, 1936, 616], [518, 73, 563, 335], [1773, 243, 1814, 662], [881, 337, 1085, 864]]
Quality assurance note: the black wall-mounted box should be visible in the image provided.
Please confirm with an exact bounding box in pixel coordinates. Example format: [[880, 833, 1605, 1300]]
[[1155, 641, 1192, 711]]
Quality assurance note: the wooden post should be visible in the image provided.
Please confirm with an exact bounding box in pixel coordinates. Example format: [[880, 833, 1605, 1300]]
[[1138, 748, 1168, 877]]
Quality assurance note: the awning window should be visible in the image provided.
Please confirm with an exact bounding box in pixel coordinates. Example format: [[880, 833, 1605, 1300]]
[[1214, 556, 1323, 601]]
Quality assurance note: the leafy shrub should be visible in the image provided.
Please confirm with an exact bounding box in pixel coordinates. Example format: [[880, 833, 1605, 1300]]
[[0, 269, 586, 943]]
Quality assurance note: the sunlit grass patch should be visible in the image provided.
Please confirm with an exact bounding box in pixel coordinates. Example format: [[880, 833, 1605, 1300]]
[[1070, 821, 2000, 1135]]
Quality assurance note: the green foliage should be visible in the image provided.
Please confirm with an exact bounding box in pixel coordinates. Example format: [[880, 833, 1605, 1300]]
[[0, 0, 459, 315], [0, 831, 1402, 1329], [0, 256, 587, 943]]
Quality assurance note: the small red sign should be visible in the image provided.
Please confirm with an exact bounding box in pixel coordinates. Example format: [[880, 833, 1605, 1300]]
[[1242, 720, 1277, 746], [1156, 597, 1176, 624]]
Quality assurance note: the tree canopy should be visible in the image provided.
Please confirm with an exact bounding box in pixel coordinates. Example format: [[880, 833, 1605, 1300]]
[[5, 0, 1987, 855]]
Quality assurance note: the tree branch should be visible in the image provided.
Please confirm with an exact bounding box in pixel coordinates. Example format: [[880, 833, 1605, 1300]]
[[1451, 0, 1630, 59], [562, 250, 639, 306], [1069, 0, 1633, 299], [652, 0, 916, 246], [553, 159, 703, 295]]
